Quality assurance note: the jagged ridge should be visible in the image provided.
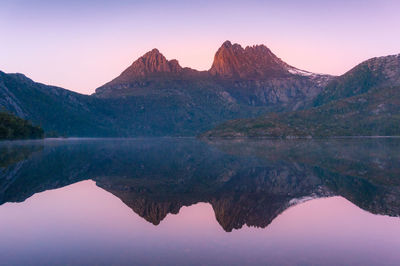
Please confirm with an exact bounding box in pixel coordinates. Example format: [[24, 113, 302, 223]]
[[210, 40, 292, 79], [95, 40, 329, 97]]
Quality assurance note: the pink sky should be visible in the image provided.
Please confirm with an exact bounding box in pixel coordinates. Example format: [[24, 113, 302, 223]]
[[1, 0, 399, 94]]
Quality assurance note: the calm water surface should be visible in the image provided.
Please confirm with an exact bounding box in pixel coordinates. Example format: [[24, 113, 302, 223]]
[[0, 138, 399, 265]]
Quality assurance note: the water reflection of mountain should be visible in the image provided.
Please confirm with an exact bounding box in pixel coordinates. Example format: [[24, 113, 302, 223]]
[[0, 138, 399, 232]]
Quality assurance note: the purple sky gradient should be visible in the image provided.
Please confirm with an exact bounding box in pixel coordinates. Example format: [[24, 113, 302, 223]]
[[1, 0, 399, 94]]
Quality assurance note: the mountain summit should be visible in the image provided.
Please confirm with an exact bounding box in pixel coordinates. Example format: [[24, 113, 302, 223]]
[[105, 49, 185, 86], [94, 40, 331, 115], [103, 40, 318, 86], [131, 48, 183, 75], [96, 40, 326, 97], [209, 40, 298, 79]]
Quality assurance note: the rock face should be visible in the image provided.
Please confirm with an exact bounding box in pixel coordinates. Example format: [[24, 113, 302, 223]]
[[105, 49, 185, 85], [95, 41, 332, 112], [209, 41, 291, 79], [104, 40, 310, 85], [122, 49, 182, 75]]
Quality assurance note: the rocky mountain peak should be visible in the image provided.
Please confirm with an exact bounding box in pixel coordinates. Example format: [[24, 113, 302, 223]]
[[221, 40, 232, 47], [96, 41, 327, 98], [209, 40, 291, 79], [106, 49, 184, 85], [132, 48, 183, 76]]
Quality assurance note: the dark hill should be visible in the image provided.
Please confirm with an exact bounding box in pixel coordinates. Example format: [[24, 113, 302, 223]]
[[314, 54, 400, 106]]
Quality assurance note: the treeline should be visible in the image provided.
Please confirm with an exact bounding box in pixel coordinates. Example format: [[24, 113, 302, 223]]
[[0, 111, 44, 140]]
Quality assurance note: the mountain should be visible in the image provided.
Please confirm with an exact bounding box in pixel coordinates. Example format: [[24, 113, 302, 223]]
[[96, 48, 205, 96], [0, 70, 258, 136], [0, 71, 119, 136], [95, 41, 331, 110], [210, 40, 300, 79], [203, 54, 400, 138], [0, 41, 332, 137], [314, 54, 400, 106], [115, 48, 185, 78], [96, 41, 331, 109]]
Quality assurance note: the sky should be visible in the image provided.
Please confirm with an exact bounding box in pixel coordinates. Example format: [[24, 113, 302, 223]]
[[1, 0, 400, 94]]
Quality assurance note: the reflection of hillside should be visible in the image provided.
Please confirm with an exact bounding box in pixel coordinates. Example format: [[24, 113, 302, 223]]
[[0, 143, 43, 168], [0, 143, 44, 200], [207, 139, 400, 218], [207, 138, 400, 185], [0, 138, 399, 232]]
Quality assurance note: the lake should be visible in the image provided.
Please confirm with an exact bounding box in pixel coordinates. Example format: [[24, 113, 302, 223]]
[[0, 138, 399, 265]]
